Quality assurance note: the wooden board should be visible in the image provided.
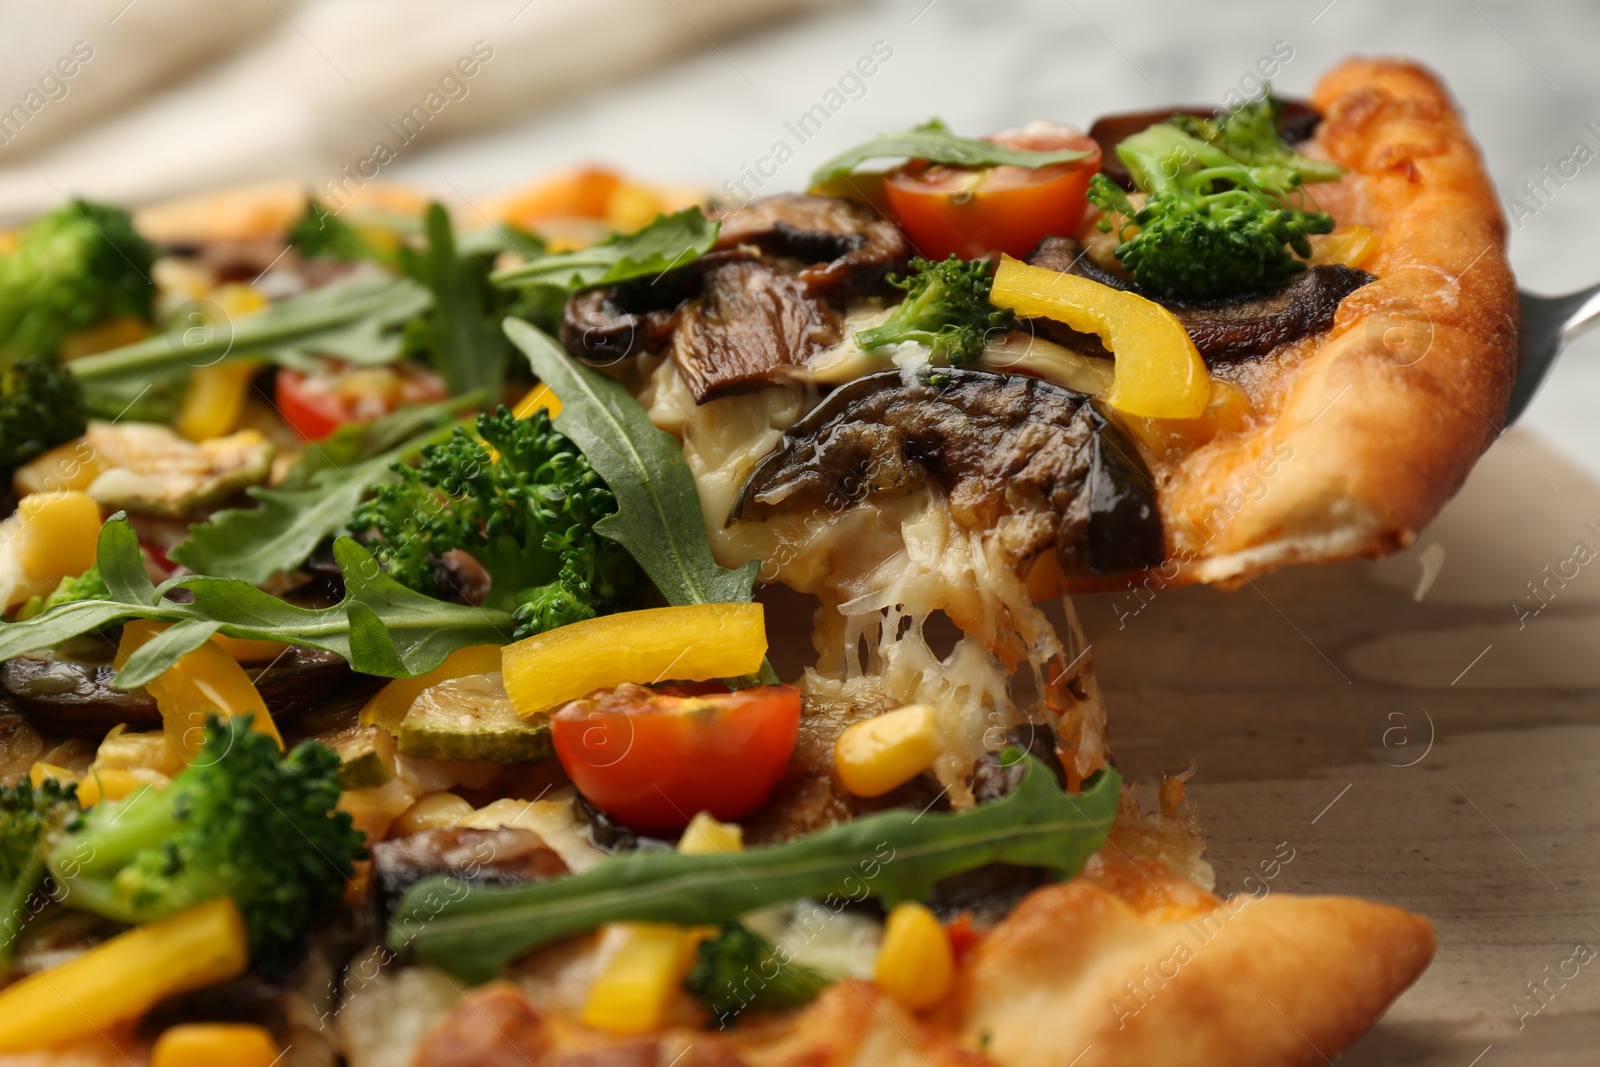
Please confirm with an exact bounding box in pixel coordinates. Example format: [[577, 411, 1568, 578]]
[[1072, 430, 1600, 1065]]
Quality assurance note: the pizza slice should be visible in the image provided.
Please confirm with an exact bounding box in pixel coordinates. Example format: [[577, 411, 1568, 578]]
[[0, 56, 1507, 1067]]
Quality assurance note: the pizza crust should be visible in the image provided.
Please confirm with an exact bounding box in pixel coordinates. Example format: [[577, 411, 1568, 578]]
[[959, 857, 1435, 1067], [406, 855, 1433, 1067], [1160, 59, 1519, 585]]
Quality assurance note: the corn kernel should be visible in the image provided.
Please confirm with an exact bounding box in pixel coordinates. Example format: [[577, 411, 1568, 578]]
[[677, 811, 743, 855], [392, 791, 475, 836], [835, 704, 943, 798], [151, 1023, 279, 1067], [874, 902, 954, 1010], [581, 923, 699, 1034]]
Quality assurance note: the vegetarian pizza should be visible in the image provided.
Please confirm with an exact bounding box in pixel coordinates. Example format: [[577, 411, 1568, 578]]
[[0, 58, 1511, 1066]]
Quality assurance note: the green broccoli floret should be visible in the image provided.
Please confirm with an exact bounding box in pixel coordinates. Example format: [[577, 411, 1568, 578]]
[[40, 565, 108, 608], [854, 255, 1014, 364], [1171, 92, 1345, 187], [1087, 95, 1342, 299], [683, 924, 832, 1024], [45, 715, 365, 970], [14, 565, 110, 622], [286, 200, 396, 266], [352, 405, 636, 640], [0, 354, 87, 476], [0, 777, 80, 977], [0, 200, 156, 364]]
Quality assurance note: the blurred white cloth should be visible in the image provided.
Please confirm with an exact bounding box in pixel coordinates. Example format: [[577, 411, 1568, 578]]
[[0, 0, 842, 220]]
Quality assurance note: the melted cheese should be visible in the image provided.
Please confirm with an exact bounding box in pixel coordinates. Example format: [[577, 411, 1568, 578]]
[[640, 359, 1109, 801]]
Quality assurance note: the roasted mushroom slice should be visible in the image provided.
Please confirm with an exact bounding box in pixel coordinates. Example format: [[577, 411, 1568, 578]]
[[714, 193, 910, 298], [1, 657, 156, 732], [371, 827, 569, 918], [731, 368, 1163, 576], [1, 646, 370, 736], [557, 249, 748, 363], [560, 194, 907, 384], [559, 286, 684, 364], [672, 257, 843, 402], [1026, 236, 1374, 362]]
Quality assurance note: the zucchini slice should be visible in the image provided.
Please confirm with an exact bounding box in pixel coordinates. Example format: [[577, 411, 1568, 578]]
[[326, 723, 396, 790], [396, 672, 553, 763]]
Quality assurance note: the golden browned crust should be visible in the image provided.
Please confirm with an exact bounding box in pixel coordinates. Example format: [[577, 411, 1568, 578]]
[[409, 858, 1432, 1067], [131, 181, 431, 244], [960, 866, 1435, 1067], [1157, 58, 1518, 585]]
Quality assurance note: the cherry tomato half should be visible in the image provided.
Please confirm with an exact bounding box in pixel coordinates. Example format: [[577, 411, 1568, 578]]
[[551, 683, 801, 834], [274, 361, 447, 441], [884, 122, 1101, 262]]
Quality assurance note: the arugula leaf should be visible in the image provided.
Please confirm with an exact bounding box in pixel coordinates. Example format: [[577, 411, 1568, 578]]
[[391, 756, 1121, 982], [505, 319, 758, 607], [169, 396, 478, 584], [400, 203, 508, 398], [0, 517, 512, 686], [490, 207, 718, 292], [810, 119, 1092, 189], [66, 274, 431, 383], [456, 221, 545, 261]]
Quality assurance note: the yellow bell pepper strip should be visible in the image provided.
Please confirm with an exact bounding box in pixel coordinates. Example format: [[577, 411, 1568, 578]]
[[501, 603, 767, 718], [177, 361, 262, 443], [2, 491, 101, 611], [512, 382, 562, 419], [874, 902, 955, 1010], [581, 922, 705, 1035], [0, 897, 250, 1052], [1117, 377, 1255, 461], [152, 1023, 280, 1067], [208, 632, 291, 664], [359, 643, 503, 731], [989, 255, 1209, 419], [488, 383, 562, 462], [175, 284, 268, 442], [114, 620, 282, 761]]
